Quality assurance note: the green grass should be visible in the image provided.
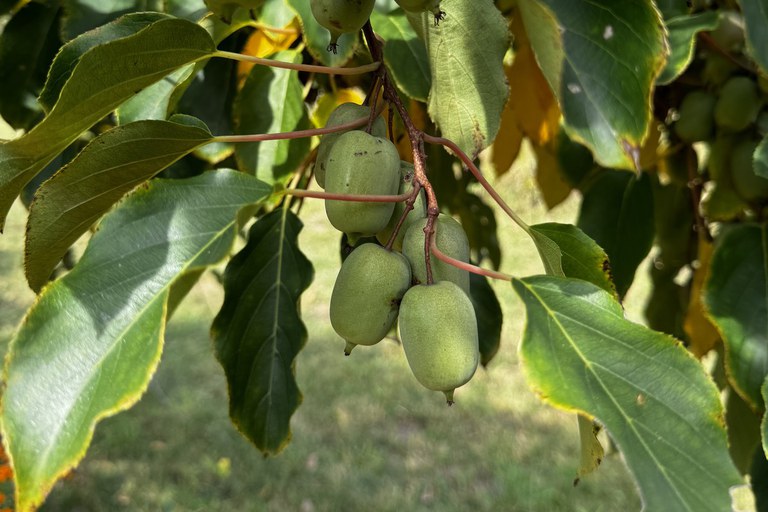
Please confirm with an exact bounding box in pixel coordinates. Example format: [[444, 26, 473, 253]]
[[0, 145, 642, 511]]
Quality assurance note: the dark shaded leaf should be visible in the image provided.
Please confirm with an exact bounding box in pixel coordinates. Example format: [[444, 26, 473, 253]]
[[469, 271, 502, 367], [578, 170, 655, 298], [0, 2, 60, 129], [704, 223, 768, 409], [211, 208, 314, 455]]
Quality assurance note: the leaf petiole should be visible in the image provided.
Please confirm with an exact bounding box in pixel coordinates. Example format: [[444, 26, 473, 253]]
[[214, 50, 381, 75]]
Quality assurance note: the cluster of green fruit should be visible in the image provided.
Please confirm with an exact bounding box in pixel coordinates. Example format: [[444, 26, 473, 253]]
[[672, 9, 768, 220], [310, 0, 443, 52], [316, 103, 478, 404]]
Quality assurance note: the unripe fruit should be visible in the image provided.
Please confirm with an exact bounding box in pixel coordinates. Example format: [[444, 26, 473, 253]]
[[375, 161, 427, 250], [324, 131, 400, 238], [674, 90, 716, 143], [700, 182, 747, 221], [310, 0, 375, 53], [330, 244, 412, 354], [730, 139, 768, 202], [707, 135, 736, 185], [316, 103, 386, 189], [399, 281, 479, 404], [702, 53, 739, 87], [402, 213, 470, 294], [714, 76, 763, 132]]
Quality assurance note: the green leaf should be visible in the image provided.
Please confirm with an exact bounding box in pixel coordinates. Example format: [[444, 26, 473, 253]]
[[529, 227, 564, 277], [739, 0, 768, 75], [1, 170, 271, 512], [529, 222, 615, 296], [115, 65, 196, 124], [165, 0, 209, 21], [518, 0, 666, 170], [410, 0, 509, 157], [655, 0, 690, 18], [0, 2, 60, 129], [286, 0, 358, 66], [25, 118, 213, 292], [469, 272, 502, 367], [0, 16, 216, 230], [40, 12, 172, 113], [704, 223, 768, 409], [657, 11, 719, 85], [234, 50, 310, 184], [211, 207, 314, 455], [60, 0, 166, 40], [370, 9, 430, 102], [726, 385, 762, 475], [577, 170, 655, 298], [178, 47, 238, 164], [258, 0, 296, 27], [513, 275, 742, 512]]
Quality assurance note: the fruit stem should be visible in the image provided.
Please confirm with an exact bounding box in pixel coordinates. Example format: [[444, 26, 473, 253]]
[[365, 77, 383, 134], [363, 22, 440, 283], [281, 189, 412, 203], [422, 133, 531, 234], [430, 240, 513, 282], [384, 183, 422, 251], [215, 50, 381, 75]]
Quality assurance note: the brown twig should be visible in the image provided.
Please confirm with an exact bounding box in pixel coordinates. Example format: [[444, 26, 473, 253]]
[[363, 22, 441, 283]]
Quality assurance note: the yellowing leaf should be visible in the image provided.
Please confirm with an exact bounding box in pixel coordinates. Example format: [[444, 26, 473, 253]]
[[507, 51, 561, 146], [533, 141, 572, 208], [686, 238, 720, 357], [493, 14, 559, 176], [575, 414, 604, 484], [492, 104, 524, 175], [237, 20, 300, 81]]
